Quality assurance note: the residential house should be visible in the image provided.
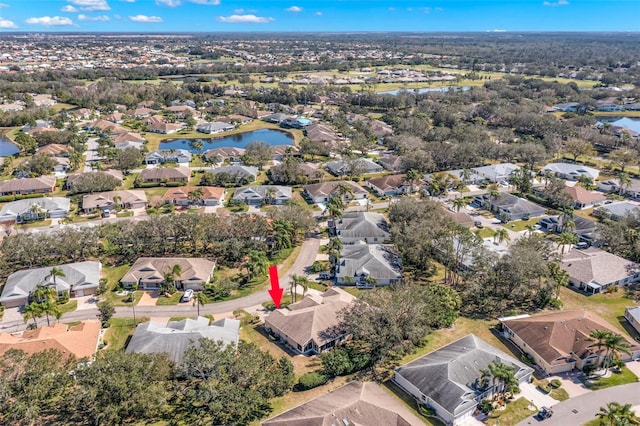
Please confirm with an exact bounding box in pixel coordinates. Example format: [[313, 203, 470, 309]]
[[0, 176, 56, 196], [304, 122, 340, 145], [330, 212, 390, 244], [203, 147, 246, 163], [145, 149, 192, 165], [147, 122, 183, 134], [232, 185, 292, 205], [538, 215, 597, 237], [471, 163, 520, 183], [551, 102, 581, 113], [0, 320, 102, 360], [114, 141, 143, 150], [70, 108, 92, 120], [376, 154, 406, 172], [263, 113, 292, 124], [103, 112, 124, 123], [366, 174, 417, 197], [128, 107, 155, 118], [394, 334, 533, 426], [35, 143, 71, 157], [162, 186, 225, 206], [120, 257, 215, 291], [598, 178, 640, 199], [325, 158, 383, 176], [196, 121, 234, 134], [500, 311, 640, 375], [82, 190, 147, 213], [561, 247, 640, 294], [445, 210, 475, 228], [264, 288, 355, 355], [65, 170, 123, 190], [541, 162, 600, 181], [485, 193, 546, 221], [86, 119, 128, 135], [303, 181, 368, 204], [262, 381, 425, 426], [0, 261, 102, 308], [624, 307, 640, 335], [138, 166, 191, 184], [594, 201, 639, 221], [209, 165, 258, 184], [126, 317, 240, 364], [165, 105, 197, 119], [271, 145, 299, 161], [335, 243, 402, 287], [564, 186, 607, 209], [112, 131, 145, 145], [0, 197, 70, 223]]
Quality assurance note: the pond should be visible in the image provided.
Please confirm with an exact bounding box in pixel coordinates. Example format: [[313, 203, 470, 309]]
[[159, 129, 294, 153], [377, 86, 471, 95], [596, 117, 640, 134], [0, 137, 20, 156]]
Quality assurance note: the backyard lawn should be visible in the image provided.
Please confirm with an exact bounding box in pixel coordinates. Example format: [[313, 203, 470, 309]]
[[501, 217, 541, 232], [104, 317, 148, 351]]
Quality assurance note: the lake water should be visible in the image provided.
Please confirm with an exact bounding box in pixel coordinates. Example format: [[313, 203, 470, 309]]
[[159, 129, 294, 153], [0, 137, 20, 156], [596, 117, 640, 134], [377, 86, 471, 95]]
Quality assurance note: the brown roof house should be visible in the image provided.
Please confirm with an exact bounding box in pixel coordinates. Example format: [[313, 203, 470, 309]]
[[264, 287, 355, 355], [564, 186, 607, 210], [367, 174, 418, 197], [0, 320, 102, 360], [138, 166, 191, 184], [162, 186, 225, 206], [262, 381, 425, 426], [82, 190, 148, 213], [500, 310, 640, 374], [394, 334, 533, 426], [303, 180, 368, 204], [561, 247, 640, 294], [0, 176, 56, 196], [120, 257, 215, 291]]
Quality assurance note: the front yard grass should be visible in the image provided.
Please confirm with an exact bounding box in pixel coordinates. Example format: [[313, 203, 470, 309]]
[[501, 217, 540, 232], [57, 300, 77, 315], [104, 317, 148, 351], [156, 292, 183, 306], [581, 366, 638, 391], [485, 397, 538, 426]]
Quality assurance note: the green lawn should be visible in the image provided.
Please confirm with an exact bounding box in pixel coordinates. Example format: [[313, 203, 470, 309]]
[[156, 292, 183, 306], [382, 381, 444, 425], [581, 366, 639, 391], [104, 317, 147, 351], [486, 397, 538, 426], [57, 300, 77, 315], [501, 217, 541, 232]]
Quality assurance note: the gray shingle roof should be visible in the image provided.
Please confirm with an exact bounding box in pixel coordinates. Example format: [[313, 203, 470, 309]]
[[0, 197, 70, 221], [334, 212, 390, 242], [395, 334, 533, 417], [336, 244, 402, 281], [490, 193, 546, 216]]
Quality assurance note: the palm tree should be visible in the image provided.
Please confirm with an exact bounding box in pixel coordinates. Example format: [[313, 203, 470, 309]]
[[162, 264, 182, 293], [578, 175, 597, 191], [452, 197, 467, 213], [588, 329, 611, 368], [22, 303, 43, 328], [46, 267, 66, 287], [246, 250, 269, 282], [547, 261, 569, 299], [187, 188, 204, 206], [112, 194, 122, 210], [271, 219, 294, 252], [461, 168, 472, 186], [618, 172, 632, 196], [193, 291, 209, 317], [597, 402, 640, 426], [403, 168, 421, 193], [558, 232, 578, 255], [525, 223, 537, 237], [492, 228, 510, 245], [325, 194, 346, 219], [265, 187, 277, 205], [603, 333, 632, 372], [290, 273, 306, 303], [31, 284, 58, 326]]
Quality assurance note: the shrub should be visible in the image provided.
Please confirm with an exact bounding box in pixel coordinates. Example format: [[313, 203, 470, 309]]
[[549, 379, 562, 389], [537, 383, 551, 394], [419, 405, 436, 417], [478, 399, 493, 414], [297, 372, 328, 390]]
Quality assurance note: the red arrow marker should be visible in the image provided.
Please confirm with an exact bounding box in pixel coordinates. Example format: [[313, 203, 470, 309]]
[[268, 265, 283, 309]]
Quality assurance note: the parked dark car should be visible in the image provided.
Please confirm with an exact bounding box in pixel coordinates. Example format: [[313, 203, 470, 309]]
[[536, 407, 553, 420]]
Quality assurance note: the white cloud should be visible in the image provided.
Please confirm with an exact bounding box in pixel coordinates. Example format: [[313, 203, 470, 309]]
[[286, 5, 302, 12], [543, 0, 569, 6], [435, 7, 444, 11], [121, 0, 135, 2], [78, 14, 110, 21], [315, 11, 322, 16], [233, 8, 244, 13], [0, 18, 17, 28], [129, 14, 163, 22], [189, 0, 220, 4], [0, 3, 9, 8], [68, 0, 110, 11], [216, 14, 274, 23], [61, 5, 78, 11], [488, 29, 507, 32], [25, 16, 74, 26], [156, 0, 180, 6], [388, 7, 395, 12], [421, 7, 431, 13]]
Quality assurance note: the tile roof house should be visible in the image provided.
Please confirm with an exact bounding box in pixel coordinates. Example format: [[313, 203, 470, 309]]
[[304, 122, 340, 144], [147, 122, 183, 134], [330, 212, 390, 244], [126, 317, 240, 364], [196, 121, 235, 134], [336, 243, 402, 287], [366, 174, 417, 197], [303, 180, 368, 204], [264, 287, 355, 355], [376, 154, 406, 172], [394, 334, 533, 426], [86, 119, 128, 135], [203, 147, 246, 163], [564, 186, 607, 209], [0, 175, 56, 196], [162, 186, 225, 206], [82, 190, 147, 213], [0, 261, 102, 308], [262, 381, 425, 426], [232, 185, 292, 205], [145, 149, 192, 165], [537, 215, 597, 236], [120, 257, 215, 291], [471, 163, 520, 183], [0, 320, 102, 360], [486, 193, 546, 221], [625, 307, 640, 334], [35, 143, 71, 157], [138, 166, 191, 183], [541, 162, 600, 181], [325, 158, 383, 176], [112, 131, 145, 145], [595, 201, 640, 221], [561, 247, 640, 294], [0, 197, 70, 223], [500, 311, 640, 374]]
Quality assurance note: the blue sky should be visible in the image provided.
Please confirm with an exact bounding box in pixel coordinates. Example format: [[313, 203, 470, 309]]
[[0, 0, 638, 32]]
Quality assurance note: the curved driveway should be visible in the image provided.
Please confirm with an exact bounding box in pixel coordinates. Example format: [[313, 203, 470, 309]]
[[516, 382, 640, 426]]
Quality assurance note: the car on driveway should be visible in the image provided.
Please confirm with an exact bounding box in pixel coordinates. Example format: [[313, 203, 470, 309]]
[[535, 407, 553, 420], [181, 289, 193, 302]]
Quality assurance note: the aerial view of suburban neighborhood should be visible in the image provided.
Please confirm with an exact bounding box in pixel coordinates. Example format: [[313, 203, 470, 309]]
[[1, 1, 640, 425]]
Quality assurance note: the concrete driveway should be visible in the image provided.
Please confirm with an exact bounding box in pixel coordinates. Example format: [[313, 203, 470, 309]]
[[517, 382, 557, 409], [547, 371, 592, 398]]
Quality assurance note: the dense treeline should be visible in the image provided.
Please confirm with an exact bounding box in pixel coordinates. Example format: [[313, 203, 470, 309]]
[[0, 340, 295, 426]]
